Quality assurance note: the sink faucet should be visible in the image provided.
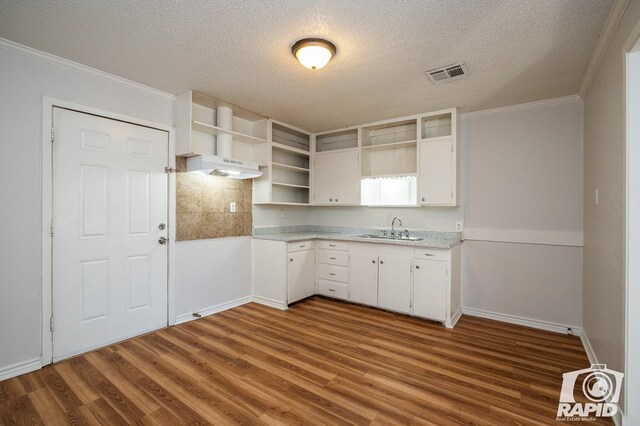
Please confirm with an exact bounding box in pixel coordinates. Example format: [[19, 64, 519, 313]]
[[391, 216, 403, 237]]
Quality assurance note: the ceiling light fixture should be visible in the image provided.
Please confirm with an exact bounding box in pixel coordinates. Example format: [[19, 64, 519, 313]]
[[292, 38, 336, 70]]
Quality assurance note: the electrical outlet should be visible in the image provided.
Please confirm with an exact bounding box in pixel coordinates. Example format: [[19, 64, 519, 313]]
[[230, 202, 236, 213], [595, 188, 599, 205], [455, 222, 463, 232], [280, 209, 286, 218]]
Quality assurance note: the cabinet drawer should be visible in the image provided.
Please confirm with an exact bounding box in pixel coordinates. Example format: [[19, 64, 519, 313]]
[[317, 279, 348, 300], [414, 248, 449, 261], [318, 249, 348, 266], [317, 264, 348, 283], [288, 240, 315, 253], [318, 240, 348, 251]]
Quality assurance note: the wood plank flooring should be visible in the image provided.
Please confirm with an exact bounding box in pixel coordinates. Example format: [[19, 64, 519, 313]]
[[0, 297, 611, 425]]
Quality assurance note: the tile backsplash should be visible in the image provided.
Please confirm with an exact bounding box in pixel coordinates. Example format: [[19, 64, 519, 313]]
[[176, 157, 252, 241]]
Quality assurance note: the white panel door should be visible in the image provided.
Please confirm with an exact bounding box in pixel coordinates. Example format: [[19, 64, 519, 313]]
[[377, 256, 412, 313], [413, 260, 447, 321], [53, 108, 168, 361], [287, 249, 315, 303], [419, 138, 453, 205], [349, 253, 379, 306]]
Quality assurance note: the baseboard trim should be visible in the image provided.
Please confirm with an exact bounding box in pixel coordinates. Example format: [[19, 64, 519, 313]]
[[447, 307, 463, 328], [175, 296, 253, 325], [251, 296, 288, 311], [578, 330, 623, 426], [462, 307, 582, 336], [0, 358, 42, 382]]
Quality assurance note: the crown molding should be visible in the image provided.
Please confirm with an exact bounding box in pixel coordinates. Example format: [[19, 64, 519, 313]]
[[461, 95, 582, 119], [579, 0, 631, 97], [0, 37, 176, 101]]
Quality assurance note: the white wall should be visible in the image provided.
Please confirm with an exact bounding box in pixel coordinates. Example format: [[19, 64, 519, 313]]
[[461, 98, 584, 329], [253, 204, 310, 227], [0, 40, 253, 377], [0, 41, 175, 375], [175, 237, 252, 320], [582, 0, 640, 417]]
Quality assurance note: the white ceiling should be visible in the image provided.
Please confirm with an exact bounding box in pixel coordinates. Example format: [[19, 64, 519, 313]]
[[0, 0, 613, 132]]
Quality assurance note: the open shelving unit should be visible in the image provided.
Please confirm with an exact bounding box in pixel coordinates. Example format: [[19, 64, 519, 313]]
[[253, 120, 312, 205], [360, 119, 418, 177], [176, 91, 268, 165], [315, 128, 359, 152]]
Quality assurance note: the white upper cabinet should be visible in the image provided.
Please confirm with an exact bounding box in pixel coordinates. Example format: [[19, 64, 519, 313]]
[[313, 149, 360, 205], [418, 109, 459, 206], [175, 91, 268, 165]]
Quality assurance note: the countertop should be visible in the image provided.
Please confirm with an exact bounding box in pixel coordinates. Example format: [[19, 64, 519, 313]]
[[252, 227, 462, 249]]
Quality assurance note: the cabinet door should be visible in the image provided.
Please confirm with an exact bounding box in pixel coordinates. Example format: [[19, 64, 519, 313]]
[[378, 256, 412, 314], [313, 150, 360, 205], [419, 138, 453, 205], [333, 150, 360, 205], [413, 259, 447, 321], [349, 253, 379, 306], [287, 250, 315, 304]]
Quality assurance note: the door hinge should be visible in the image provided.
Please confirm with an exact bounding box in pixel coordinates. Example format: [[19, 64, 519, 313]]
[[49, 316, 54, 332], [165, 167, 176, 173], [50, 126, 55, 143], [50, 221, 54, 237]]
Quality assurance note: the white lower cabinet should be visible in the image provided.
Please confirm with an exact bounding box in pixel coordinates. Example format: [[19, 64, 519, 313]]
[[349, 243, 413, 314], [253, 238, 461, 328], [348, 252, 379, 306], [317, 240, 349, 300], [253, 239, 315, 308], [288, 248, 316, 304], [411, 246, 462, 327], [413, 259, 447, 321]]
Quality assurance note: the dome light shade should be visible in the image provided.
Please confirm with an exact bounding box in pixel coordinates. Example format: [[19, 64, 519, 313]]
[[292, 38, 336, 70]]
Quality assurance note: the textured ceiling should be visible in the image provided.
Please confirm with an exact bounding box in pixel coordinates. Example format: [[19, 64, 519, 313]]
[[0, 0, 613, 132]]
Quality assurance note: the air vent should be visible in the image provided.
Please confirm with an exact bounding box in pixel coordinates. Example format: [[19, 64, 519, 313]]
[[425, 62, 468, 85]]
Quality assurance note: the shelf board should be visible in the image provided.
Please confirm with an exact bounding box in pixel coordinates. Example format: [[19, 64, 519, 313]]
[[271, 162, 310, 173], [272, 182, 310, 189], [192, 121, 266, 145], [271, 142, 310, 157], [419, 135, 452, 143], [264, 202, 310, 206], [361, 140, 417, 151], [361, 173, 418, 179]]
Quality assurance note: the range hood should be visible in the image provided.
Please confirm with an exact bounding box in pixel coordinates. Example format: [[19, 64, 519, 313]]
[[186, 155, 262, 179]]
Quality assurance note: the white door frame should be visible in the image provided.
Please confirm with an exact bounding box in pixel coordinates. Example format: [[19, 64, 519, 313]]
[[624, 20, 640, 426], [41, 97, 177, 366]]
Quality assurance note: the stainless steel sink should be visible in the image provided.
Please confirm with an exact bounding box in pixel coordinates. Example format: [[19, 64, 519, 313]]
[[356, 234, 423, 241]]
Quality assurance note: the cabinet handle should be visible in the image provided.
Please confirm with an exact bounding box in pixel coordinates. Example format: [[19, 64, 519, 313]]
[[329, 257, 336, 260], [415, 265, 420, 269], [329, 244, 336, 247], [300, 244, 306, 248], [421, 197, 426, 202], [329, 288, 336, 292], [329, 198, 333, 202], [372, 260, 376, 264], [380, 260, 384, 265], [424, 253, 435, 257], [290, 258, 293, 262], [329, 273, 336, 276], [335, 198, 339, 202]]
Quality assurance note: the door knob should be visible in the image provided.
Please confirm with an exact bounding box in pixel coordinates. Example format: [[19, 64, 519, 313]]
[[158, 223, 166, 230], [158, 237, 168, 245]]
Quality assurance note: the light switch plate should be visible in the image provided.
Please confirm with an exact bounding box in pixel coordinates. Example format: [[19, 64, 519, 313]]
[[455, 222, 463, 232], [230, 202, 237, 213], [280, 209, 286, 218]]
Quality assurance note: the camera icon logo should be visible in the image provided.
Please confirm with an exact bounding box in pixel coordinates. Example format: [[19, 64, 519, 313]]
[[557, 363, 624, 420]]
